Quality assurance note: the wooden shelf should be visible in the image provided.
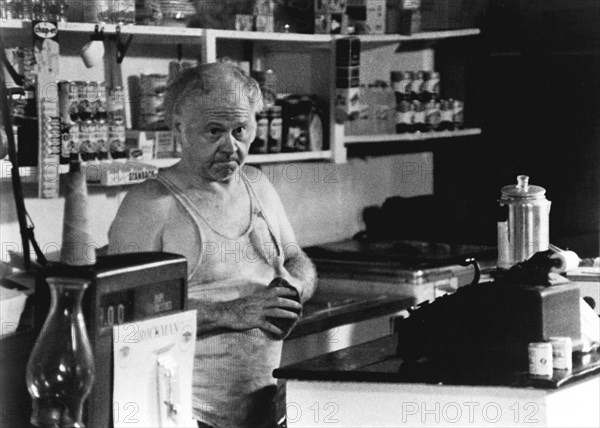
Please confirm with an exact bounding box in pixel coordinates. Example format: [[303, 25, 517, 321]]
[[344, 128, 482, 144], [247, 150, 333, 164], [1, 20, 479, 46], [353, 29, 480, 44], [0, 150, 332, 185]]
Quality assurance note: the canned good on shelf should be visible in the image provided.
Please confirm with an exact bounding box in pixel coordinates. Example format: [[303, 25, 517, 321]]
[[528, 342, 553, 378]]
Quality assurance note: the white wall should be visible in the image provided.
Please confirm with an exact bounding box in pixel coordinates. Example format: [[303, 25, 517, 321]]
[[1, 28, 435, 266], [0, 152, 432, 265]]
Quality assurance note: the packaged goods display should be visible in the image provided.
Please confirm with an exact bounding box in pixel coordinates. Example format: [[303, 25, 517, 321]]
[[0, 0, 475, 36], [1, 0, 69, 21], [85, 0, 136, 23], [390, 69, 466, 134], [58, 80, 129, 163], [249, 95, 324, 154]]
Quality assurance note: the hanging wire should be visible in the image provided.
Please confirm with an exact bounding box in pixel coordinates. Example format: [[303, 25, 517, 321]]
[[1, 34, 48, 269]]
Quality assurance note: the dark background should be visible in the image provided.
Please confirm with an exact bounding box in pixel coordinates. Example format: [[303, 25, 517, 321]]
[[434, 0, 600, 256]]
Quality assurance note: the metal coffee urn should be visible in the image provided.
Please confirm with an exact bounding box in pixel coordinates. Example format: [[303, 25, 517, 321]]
[[497, 175, 551, 269]]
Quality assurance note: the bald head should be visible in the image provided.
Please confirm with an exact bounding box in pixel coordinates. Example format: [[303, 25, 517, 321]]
[[164, 62, 263, 128]]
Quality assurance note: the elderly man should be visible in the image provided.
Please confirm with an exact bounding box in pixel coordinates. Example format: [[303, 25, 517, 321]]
[[108, 62, 317, 428]]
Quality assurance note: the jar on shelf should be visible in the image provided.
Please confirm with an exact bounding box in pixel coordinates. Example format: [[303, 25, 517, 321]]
[[391, 71, 413, 104], [251, 108, 269, 154], [437, 99, 455, 131]]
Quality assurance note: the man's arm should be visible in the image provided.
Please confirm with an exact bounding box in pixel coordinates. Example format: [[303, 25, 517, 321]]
[[188, 285, 302, 337], [107, 181, 167, 254], [281, 245, 317, 303]]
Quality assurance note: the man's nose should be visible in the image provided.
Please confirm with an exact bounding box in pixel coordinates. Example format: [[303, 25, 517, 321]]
[[220, 133, 237, 154]]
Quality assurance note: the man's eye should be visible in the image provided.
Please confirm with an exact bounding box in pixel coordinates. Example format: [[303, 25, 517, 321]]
[[208, 128, 221, 135], [233, 126, 247, 138]]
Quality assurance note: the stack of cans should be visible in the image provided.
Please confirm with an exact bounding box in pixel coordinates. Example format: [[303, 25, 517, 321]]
[[391, 69, 465, 133], [1, 0, 69, 21], [58, 81, 127, 162]]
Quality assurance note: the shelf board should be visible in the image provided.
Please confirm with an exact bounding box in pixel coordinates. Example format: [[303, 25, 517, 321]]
[[247, 151, 333, 163], [353, 28, 481, 44], [131, 152, 334, 166], [2, 20, 479, 46], [207, 29, 332, 44], [0, 20, 204, 44], [0, 151, 332, 184], [344, 128, 482, 144]]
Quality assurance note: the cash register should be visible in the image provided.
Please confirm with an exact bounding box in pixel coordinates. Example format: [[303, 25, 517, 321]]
[[33, 251, 188, 428]]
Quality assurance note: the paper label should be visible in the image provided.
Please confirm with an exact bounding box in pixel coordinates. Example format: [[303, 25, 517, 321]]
[[113, 310, 197, 427]]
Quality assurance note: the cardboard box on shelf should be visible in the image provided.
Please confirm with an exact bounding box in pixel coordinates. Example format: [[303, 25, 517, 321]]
[[335, 87, 361, 117], [344, 86, 395, 135], [83, 160, 159, 186], [420, 0, 475, 30], [347, 0, 387, 34], [386, 0, 422, 35], [126, 130, 175, 160]]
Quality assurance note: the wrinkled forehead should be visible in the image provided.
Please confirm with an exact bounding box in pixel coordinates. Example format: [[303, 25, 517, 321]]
[[180, 79, 262, 112]]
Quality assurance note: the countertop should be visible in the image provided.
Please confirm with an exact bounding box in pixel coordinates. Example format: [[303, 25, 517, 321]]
[[274, 334, 600, 390], [288, 294, 415, 339]]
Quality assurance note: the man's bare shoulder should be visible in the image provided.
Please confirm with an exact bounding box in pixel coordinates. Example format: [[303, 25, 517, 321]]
[[242, 166, 280, 208], [119, 177, 174, 215]]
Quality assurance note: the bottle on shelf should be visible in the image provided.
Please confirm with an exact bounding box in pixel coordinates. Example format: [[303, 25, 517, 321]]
[[391, 71, 413, 104], [409, 71, 424, 102], [453, 99, 464, 130], [395, 100, 414, 134], [268, 106, 282, 153], [412, 100, 426, 132]]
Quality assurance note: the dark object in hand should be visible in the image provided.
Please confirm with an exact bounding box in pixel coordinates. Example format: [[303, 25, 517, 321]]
[[266, 277, 302, 339]]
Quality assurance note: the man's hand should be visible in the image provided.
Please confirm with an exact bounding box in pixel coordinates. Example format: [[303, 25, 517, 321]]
[[224, 286, 302, 339]]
